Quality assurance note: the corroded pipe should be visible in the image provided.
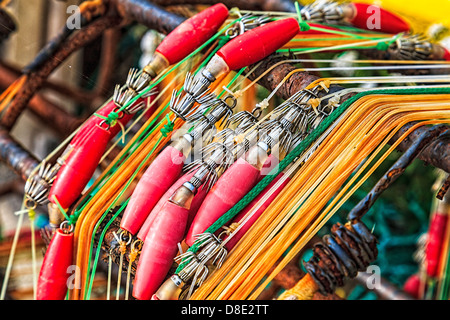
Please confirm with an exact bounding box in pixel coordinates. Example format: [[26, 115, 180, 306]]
[[0, 126, 39, 181]]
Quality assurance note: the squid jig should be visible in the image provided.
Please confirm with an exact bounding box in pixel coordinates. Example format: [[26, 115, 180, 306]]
[[387, 34, 450, 61], [120, 94, 236, 236], [135, 96, 245, 242], [36, 221, 74, 300], [151, 88, 333, 300], [44, 3, 230, 226], [185, 85, 325, 246], [119, 17, 301, 238], [133, 133, 235, 300], [135, 103, 263, 300], [300, 0, 410, 34], [170, 17, 300, 122]]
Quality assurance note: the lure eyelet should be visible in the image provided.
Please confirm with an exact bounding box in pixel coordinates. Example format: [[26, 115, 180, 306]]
[[131, 239, 144, 253], [119, 230, 133, 246], [24, 196, 37, 211], [60, 220, 74, 234], [98, 120, 110, 131], [112, 107, 125, 119], [223, 94, 237, 109]]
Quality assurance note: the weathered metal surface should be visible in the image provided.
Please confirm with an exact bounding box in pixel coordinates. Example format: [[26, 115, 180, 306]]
[[303, 220, 378, 295], [0, 126, 39, 181]]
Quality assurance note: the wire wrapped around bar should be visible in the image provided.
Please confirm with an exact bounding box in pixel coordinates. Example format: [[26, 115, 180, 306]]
[[303, 219, 378, 295]]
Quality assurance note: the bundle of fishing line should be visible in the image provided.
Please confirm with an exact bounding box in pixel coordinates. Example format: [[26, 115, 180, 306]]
[[1, 0, 449, 301]]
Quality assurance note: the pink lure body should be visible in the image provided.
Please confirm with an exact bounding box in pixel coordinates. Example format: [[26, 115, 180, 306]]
[[136, 170, 208, 241], [133, 201, 189, 300], [223, 173, 290, 251], [185, 158, 261, 246], [120, 145, 186, 235], [48, 125, 111, 209], [36, 229, 74, 300]]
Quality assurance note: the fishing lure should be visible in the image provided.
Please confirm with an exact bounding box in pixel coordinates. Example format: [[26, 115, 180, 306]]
[[3, 0, 450, 303], [387, 34, 450, 61], [137, 96, 243, 241], [154, 98, 336, 300], [185, 86, 324, 246], [300, 0, 410, 34], [133, 139, 234, 300], [120, 95, 236, 236], [23, 96, 140, 227], [153, 172, 290, 300], [170, 17, 301, 121], [135, 104, 265, 300], [36, 221, 74, 300], [45, 3, 229, 221], [46, 98, 146, 210], [219, 133, 320, 251], [120, 17, 300, 237]]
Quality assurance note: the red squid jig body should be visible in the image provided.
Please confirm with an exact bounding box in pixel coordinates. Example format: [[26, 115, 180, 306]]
[[36, 223, 74, 300], [121, 145, 186, 235], [136, 171, 208, 241], [118, 4, 230, 236], [347, 3, 410, 34]]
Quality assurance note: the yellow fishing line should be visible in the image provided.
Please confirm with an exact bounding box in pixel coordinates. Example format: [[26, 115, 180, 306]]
[[190, 93, 450, 300]]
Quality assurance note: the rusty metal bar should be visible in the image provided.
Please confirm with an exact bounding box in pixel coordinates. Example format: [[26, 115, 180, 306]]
[[0, 126, 39, 182], [348, 125, 450, 221], [389, 122, 450, 174], [437, 174, 450, 200], [0, 12, 122, 130], [356, 272, 415, 300], [0, 63, 83, 137], [0, 62, 96, 108], [113, 0, 185, 34], [151, 0, 297, 12]]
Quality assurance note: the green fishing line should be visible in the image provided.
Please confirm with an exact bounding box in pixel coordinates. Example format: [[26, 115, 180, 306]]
[[176, 86, 450, 274]]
